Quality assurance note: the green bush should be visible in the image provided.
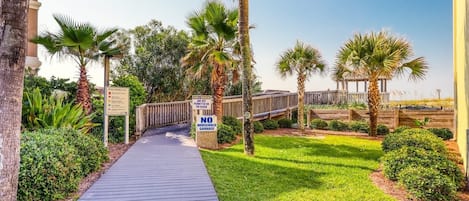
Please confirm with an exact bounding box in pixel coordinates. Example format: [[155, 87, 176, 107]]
[[222, 116, 242, 134], [328, 120, 349, 131], [217, 123, 236, 144], [381, 147, 463, 185], [381, 128, 447, 153], [22, 88, 96, 134], [392, 125, 410, 133], [253, 121, 264, 133], [41, 128, 108, 176], [377, 124, 390, 135], [427, 128, 453, 140], [18, 131, 82, 201], [310, 119, 328, 130], [190, 123, 196, 138], [398, 166, 457, 201], [262, 119, 279, 130], [349, 121, 369, 133], [278, 118, 293, 128]]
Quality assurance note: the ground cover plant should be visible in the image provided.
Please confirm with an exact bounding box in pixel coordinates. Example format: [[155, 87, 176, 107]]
[[201, 135, 394, 201]]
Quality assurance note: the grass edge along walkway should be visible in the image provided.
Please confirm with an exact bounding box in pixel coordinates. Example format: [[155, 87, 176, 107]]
[[201, 135, 395, 201]]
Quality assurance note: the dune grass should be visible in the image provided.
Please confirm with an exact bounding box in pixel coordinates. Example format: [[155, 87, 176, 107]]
[[200, 135, 395, 201]]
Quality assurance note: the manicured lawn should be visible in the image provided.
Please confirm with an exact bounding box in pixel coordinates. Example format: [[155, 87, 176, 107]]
[[200, 135, 395, 201]]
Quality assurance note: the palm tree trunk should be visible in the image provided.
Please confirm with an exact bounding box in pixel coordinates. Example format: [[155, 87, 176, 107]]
[[368, 76, 380, 136], [239, 0, 254, 155], [0, 1, 28, 200], [213, 66, 225, 123], [297, 73, 306, 131], [77, 65, 92, 115]]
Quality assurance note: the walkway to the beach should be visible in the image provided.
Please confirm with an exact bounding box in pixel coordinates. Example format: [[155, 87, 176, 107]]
[[79, 124, 218, 201]]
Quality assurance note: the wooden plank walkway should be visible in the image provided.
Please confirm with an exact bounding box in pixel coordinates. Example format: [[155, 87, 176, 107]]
[[79, 124, 219, 201]]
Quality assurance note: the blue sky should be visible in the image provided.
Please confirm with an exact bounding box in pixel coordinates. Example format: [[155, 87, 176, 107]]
[[37, 0, 452, 100]]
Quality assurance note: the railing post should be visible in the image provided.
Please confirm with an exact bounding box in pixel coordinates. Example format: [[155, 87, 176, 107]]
[[306, 109, 311, 129], [393, 109, 400, 130], [135, 105, 145, 138]]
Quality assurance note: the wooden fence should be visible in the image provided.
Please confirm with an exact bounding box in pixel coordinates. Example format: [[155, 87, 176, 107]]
[[308, 109, 454, 131], [135, 90, 391, 135]]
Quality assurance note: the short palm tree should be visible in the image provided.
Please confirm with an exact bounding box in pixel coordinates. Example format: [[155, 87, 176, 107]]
[[335, 31, 427, 136], [276, 41, 326, 131], [32, 14, 118, 114], [182, 1, 239, 122]]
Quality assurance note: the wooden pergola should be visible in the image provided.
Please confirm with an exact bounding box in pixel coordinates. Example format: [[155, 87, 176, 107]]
[[335, 75, 390, 93]]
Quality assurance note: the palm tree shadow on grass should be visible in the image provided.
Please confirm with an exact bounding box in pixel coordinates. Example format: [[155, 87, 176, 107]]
[[245, 136, 383, 161], [201, 151, 326, 201]]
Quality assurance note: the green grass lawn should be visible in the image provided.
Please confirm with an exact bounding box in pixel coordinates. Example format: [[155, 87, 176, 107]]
[[200, 135, 396, 201]]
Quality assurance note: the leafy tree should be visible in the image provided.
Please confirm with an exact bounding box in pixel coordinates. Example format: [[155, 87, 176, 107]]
[[32, 15, 118, 114], [114, 20, 194, 102], [183, 1, 240, 122], [0, 1, 28, 199], [335, 31, 427, 136], [276, 41, 326, 131]]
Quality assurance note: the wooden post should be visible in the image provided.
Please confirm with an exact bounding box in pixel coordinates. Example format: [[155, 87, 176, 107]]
[[269, 96, 272, 119], [393, 109, 400, 130], [348, 109, 353, 121], [306, 109, 311, 129]]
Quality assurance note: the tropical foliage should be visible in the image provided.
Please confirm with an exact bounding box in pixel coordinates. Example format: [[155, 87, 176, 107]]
[[32, 14, 120, 114], [276, 41, 326, 131], [22, 88, 96, 134], [183, 1, 239, 122], [334, 31, 427, 136]]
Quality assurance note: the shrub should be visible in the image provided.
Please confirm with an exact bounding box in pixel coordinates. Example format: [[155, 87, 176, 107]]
[[278, 118, 293, 128], [217, 123, 236, 144], [253, 121, 264, 133], [310, 119, 328, 129], [18, 131, 82, 201], [381, 128, 447, 153], [398, 166, 457, 201], [393, 126, 410, 133], [22, 88, 96, 134], [427, 128, 453, 140], [190, 123, 196, 138], [222, 116, 242, 134], [381, 147, 463, 185], [377, 124, 390, 135], [328, 120, 349, 131], [349, 121, 369, 133], [262, 119, 279, 130], [41, 128, 108, 176]]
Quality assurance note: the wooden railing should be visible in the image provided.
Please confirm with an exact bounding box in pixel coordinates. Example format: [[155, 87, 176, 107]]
[[135, 90, 390, 135]]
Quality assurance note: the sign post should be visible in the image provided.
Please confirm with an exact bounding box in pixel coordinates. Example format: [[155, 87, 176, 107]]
[[192, 95, 217, 149], [104, 87, 130, 146]]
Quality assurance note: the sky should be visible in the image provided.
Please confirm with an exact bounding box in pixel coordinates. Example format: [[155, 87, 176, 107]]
[[36, 0, 453, 100]]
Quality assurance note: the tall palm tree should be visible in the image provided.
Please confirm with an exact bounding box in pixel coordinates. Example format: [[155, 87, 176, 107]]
[[239, 0, 254, 155], [32, 14, 118, 114], [182, 1, 239, 122], [0, 1, 28, 200], [276, 41, 326, 131], [335, 31, 427, 136]]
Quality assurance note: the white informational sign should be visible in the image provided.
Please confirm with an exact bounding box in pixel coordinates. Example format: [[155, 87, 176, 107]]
[[107, 87, 129, 116], [192, 95, 212, 110], [196, 115, 217, 132]]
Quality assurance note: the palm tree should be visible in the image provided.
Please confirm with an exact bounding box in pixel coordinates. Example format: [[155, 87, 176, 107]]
[[335, 31, 427, 136], [32, 14, 118, 114], [0, 1, 28, 200], [182, 1, 239, 122], [276, 41, 326, 131], [239, 0, 254, 155]]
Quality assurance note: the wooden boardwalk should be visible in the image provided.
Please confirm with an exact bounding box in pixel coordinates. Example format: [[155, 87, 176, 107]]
[[79, 124, 218, 201]]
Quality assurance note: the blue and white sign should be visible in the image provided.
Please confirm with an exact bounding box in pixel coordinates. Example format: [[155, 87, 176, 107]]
[[196, 115, 217, 132]]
